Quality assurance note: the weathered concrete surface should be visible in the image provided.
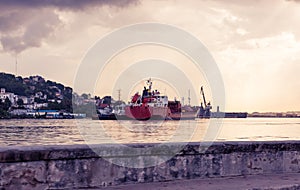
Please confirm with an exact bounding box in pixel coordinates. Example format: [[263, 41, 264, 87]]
[[0, 141, 300, 189], [100, 173, 300, 190]]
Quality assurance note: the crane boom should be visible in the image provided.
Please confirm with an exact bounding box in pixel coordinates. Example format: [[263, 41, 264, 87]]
[[200, 86, 207, 107]]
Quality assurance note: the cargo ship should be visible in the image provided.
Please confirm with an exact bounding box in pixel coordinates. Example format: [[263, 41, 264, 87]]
[[93, 83, 247, 120], [167, 99, 182, 120], [124, 79, 169, 120]]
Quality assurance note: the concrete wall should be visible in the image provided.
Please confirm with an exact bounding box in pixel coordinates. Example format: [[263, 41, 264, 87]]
[[0, 141, 300, 189]]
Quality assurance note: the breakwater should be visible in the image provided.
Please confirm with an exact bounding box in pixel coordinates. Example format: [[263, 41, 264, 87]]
[[0, 141, 300, 189]]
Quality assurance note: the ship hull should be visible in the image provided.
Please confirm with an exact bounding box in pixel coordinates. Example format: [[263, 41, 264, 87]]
[[169, 111, 198, 120], [125, 104, 168, 120]]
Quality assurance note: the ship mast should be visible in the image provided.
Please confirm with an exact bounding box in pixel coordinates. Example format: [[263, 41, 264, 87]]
[[188, 89, 191, 106], [147, 78, 152, 91]]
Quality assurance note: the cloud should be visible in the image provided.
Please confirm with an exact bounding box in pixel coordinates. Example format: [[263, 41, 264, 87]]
[[0, 9, 61, 54], [0, 0, 138, 54], [0, 0, 139, 10]]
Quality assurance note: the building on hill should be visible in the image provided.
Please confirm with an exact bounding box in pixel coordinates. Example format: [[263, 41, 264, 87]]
[[30, 75, 45, 83], [34, 102, 48, 109], [17, 96, 29, 104], [0, 88, 16, 105]]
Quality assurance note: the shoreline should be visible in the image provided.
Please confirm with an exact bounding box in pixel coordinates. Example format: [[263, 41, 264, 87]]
[[1, 115, 300, 120]]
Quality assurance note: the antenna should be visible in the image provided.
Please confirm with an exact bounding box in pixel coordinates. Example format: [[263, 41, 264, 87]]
[[15, 55, 18, 76], [117, 89, 121, 101]]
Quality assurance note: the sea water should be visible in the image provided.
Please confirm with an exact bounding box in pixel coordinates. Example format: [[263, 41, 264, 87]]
[[0, 118, 299, 146]]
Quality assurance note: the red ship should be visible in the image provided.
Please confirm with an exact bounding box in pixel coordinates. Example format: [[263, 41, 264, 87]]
[[125, 79, 170, 120], [167, 99, 182, 120]]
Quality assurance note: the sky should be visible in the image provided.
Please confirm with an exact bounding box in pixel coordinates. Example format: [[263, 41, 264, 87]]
[[0, 0, 299, 112]]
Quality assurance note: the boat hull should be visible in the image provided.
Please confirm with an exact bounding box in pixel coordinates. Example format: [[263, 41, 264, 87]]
[[169, 111, 198, 120], [125, 104, 168, 120]]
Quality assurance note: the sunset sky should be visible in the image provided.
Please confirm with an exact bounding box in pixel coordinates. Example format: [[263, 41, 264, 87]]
[[0, 0, 299, 112]]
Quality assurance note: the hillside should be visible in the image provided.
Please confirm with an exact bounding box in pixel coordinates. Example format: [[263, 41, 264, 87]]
[[0, 72, 72, 100], [0, 72, 73, 114]]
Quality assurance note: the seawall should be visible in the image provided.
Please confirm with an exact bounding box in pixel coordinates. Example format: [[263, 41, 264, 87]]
[[0, 141, 300, 189]]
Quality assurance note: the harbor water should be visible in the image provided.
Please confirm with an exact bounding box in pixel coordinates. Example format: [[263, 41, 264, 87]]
[[0, 118, 300, 146]]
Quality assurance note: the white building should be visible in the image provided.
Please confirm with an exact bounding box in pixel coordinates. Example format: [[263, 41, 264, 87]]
[[34, 102, 48, 109], [0, 88, 16, 104], [35, 91, 43, 98], [24, 104, 34, 109], [17, 96, 29, 104], [9, 109, 28, 116]]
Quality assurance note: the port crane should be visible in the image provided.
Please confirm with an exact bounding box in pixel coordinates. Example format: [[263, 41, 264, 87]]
[[199, 86, 211, 118], [200, 86, 207, 108]]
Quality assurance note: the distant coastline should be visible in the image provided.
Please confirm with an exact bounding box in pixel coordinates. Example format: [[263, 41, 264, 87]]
[[248, 111, 300, 118], [0, 72, 299, 120]]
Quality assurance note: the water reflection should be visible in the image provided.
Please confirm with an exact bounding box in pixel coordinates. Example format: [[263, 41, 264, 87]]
[[0, 118, 299, 146]]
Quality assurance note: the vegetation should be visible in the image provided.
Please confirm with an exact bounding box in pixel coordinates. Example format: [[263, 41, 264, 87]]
[[0, 72, 74, 117], [0, 73, 72, 100], [0, 72, 114, 118], [0, 97, 11, 118], [0, 73, 27, 96]]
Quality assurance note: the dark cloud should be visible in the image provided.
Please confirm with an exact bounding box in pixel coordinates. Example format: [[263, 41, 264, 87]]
[[0, 0, 138, 10], [0, 9, 61, 54], [0, 0, 138, 54]]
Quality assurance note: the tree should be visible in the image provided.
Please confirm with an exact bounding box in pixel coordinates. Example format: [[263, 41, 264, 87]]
[[0, 97, 11, 118], [34, 97, 46, 103], [4, 97, 11, 110], [17, 99, 24, 107], [81, 93, 89, 99]]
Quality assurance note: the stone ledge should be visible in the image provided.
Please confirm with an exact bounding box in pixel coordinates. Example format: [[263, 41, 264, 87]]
[[0, 141, 300, 189], [94, 173, 300, 190], [1, 141, 300, 163]]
